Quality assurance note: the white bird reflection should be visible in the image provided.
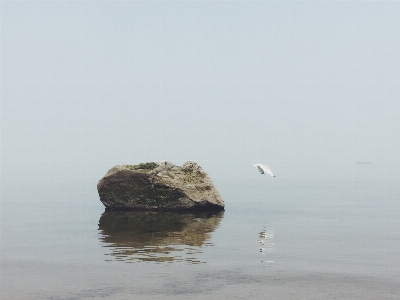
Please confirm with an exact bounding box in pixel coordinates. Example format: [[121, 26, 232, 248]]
[[258, 227, 275, 266]]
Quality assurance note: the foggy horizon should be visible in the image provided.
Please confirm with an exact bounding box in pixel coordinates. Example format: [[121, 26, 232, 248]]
[[2, 1, 400, 198]]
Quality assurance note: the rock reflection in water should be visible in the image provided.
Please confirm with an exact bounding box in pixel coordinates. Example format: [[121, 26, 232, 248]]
[[98, 211, 224, 263]]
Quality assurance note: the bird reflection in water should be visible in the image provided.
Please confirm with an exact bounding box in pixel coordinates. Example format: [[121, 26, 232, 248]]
[[98, 211, 224, 264], [259, 227, 275, 266]]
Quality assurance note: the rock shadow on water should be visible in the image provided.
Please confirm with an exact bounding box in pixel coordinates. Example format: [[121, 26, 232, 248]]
[[98, 211, 224, 264]]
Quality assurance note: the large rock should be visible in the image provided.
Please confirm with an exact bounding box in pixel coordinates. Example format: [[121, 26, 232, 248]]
[[97, 161, 224, 212]]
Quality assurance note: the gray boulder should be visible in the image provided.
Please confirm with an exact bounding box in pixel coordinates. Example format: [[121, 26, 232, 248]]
[[97, 161, 224, 212]]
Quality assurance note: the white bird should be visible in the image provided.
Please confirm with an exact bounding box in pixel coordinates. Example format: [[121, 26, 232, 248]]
[[254, 164, 275, 177]]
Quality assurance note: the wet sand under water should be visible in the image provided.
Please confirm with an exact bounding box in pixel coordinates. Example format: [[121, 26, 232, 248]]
[[2, 264, 399, 300]]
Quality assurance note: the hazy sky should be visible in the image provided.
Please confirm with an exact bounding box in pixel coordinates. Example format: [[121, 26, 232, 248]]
[[1, 0, 400, 197]]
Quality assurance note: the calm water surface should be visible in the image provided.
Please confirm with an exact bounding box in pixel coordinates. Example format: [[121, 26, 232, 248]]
[[1, 177, 399, 299]]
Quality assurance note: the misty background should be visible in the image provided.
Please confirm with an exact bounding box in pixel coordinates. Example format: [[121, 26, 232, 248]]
[[1, 1, 400, 201]]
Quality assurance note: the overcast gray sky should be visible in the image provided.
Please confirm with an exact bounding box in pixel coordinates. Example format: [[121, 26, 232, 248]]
[[1, 1, 400, 197]]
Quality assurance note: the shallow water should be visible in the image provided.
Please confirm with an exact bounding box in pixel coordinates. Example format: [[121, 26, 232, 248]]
[[1, 177, 400, 299]]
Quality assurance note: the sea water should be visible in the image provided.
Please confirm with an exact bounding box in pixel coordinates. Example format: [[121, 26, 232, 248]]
[[1, 177, 399, 299]]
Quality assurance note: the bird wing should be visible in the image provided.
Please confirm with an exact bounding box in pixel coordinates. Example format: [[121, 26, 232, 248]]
[[260, 164, 274, 177], [256, 165, 265, 174]]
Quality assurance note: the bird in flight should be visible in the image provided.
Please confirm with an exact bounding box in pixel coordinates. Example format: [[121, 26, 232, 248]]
[[253, 164, 275, 177]]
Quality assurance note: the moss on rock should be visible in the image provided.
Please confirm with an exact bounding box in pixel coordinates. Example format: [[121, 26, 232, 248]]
[[128, 162, 158, 171], [153, 184, 184, 206]]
